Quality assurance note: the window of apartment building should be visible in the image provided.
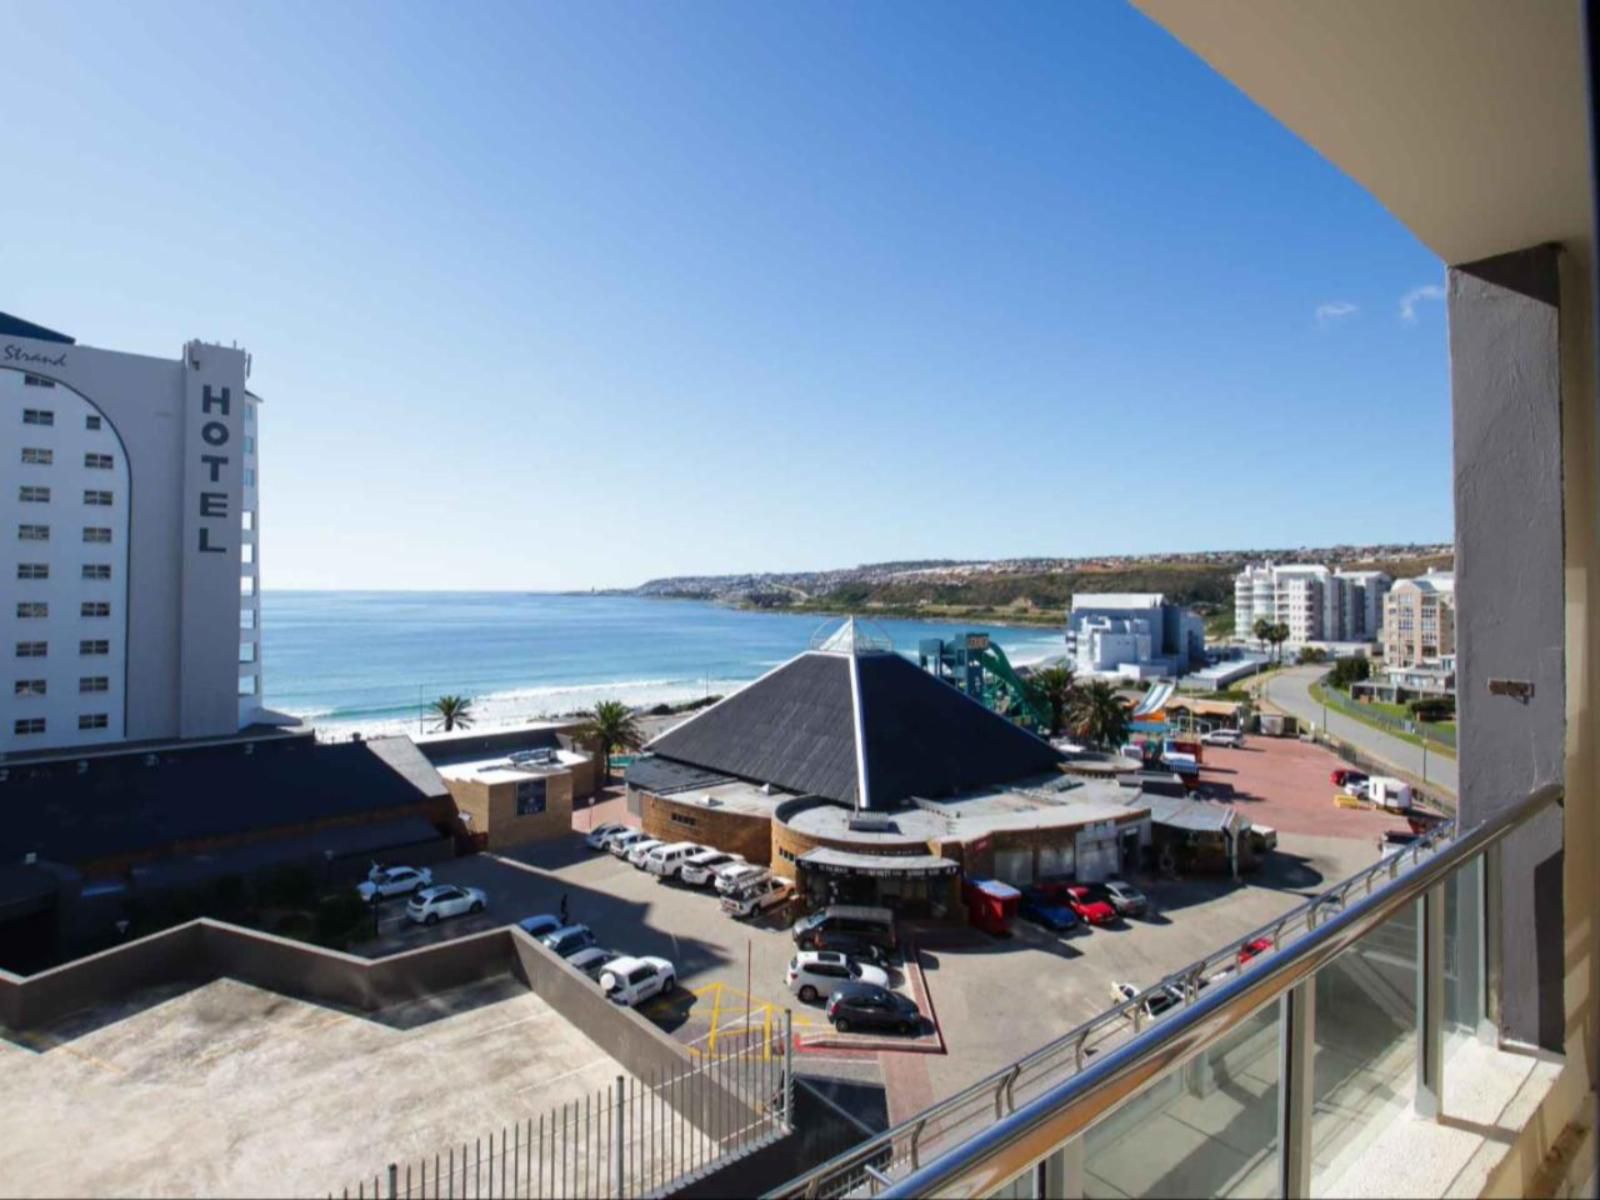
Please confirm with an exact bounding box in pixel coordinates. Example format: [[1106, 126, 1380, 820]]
[[82, 563, 111, 581], [17, 563, 47, 580], [80, 601, 110, 619], [13, 718, 45, 736], [515, 778, 547, 816], [79, 639, 109, 656], [15, 642, 46, 658], [21, 408, 53, 425], [83, 490, 113, 506], [244, 435, 256, 454], [16, 602, 47, 619], [14, 679, 45, 697], [242, 510, 255, 531], [83, 527, 111, 544], [18, 485, 50, 503], [85, 414, 101, 430], [79, 676, 108, 694], [83, 452, 114, 470], [21, 447, 52, 465], [243, 467, 256, 486], [669, 813, 699, 828], [78, 713, 108, 731], [18, 524, 49, 542]]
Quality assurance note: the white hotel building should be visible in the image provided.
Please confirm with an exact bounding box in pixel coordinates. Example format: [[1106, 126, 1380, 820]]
[[1233, 561, 1391, 647], [1, 312, 277, 756]]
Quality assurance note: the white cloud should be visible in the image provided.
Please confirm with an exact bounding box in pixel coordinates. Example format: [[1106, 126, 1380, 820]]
[[1315, 301, 1358, 326], [1399, 284, 1445, 323]]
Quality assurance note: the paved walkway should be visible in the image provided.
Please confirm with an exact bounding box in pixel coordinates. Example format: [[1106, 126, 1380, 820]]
[[1262, 666, 1458, 797]]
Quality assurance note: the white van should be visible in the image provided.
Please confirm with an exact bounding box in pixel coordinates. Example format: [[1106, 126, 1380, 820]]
[[1367, 777, 1414, 811], [644, 841, 703, 879]]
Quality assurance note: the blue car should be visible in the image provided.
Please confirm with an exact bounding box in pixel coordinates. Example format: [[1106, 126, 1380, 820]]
[[1020, 890, 1080, 933]]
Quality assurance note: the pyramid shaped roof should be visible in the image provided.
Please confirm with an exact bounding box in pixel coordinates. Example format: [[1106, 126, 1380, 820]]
[[644, 640, 1062, 809]]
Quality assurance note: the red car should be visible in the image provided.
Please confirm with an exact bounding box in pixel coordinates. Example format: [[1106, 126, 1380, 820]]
[[1064, 886, 1117, 927], [1237, 936, 1273, 966], [1330, 768, 1369, 787]]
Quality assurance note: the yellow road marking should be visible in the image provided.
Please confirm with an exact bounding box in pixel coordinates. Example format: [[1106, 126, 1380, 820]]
[[706, 981, 725, 1054]]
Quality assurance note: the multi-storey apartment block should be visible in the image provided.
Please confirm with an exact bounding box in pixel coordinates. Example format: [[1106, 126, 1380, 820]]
[[1233, 561, 1392, 646], [1, 313, 268, 754], [1382, 570, 1456, 668]]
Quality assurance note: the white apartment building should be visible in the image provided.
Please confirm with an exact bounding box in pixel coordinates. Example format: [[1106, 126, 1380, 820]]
[[1233, 561, 1392, 646], [2, 313, 271, 755]]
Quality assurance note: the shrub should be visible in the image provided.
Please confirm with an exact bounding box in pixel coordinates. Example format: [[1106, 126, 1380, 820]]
[[314, 891, 373, 948], [1328, 656, 1371, 689], [1408, 696, 1456, 722]]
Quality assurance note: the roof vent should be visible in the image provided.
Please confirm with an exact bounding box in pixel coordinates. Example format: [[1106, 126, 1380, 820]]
[[77, 760, 88, 774], [243, 742, 254, 755], [703, 794, 721, 808], [144, 754, 159, 767], [24, 852, 36, 865], [848, 813, 896, 834], [760, 783, 772, 795]]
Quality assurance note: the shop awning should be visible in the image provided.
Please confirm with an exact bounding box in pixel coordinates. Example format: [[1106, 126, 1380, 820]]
[[798, 848, 960, 878]]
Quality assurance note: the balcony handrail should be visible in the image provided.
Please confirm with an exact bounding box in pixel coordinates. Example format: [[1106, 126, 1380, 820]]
[[769, 808, 1465, 1199], [869, 781, 1561, 1199]]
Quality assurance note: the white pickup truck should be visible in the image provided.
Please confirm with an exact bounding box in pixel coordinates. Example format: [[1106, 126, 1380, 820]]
[[722, 876, 792, 918], [599, 955, 676, 1007]]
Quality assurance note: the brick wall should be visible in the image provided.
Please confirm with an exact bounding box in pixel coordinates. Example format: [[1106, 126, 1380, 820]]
[[639, 791, 773, 865], [443, 772, 574, 851]]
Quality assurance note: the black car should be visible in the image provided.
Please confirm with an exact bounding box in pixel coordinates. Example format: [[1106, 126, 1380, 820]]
[[807, 931, 892, 968], [824, 982, 922, 1035]]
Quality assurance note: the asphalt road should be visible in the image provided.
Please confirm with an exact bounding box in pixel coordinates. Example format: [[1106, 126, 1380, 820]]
[[1262, 665, 1459, 796]]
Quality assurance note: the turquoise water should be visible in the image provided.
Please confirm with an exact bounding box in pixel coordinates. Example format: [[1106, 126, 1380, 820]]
[[261, 592, 1064, 733]]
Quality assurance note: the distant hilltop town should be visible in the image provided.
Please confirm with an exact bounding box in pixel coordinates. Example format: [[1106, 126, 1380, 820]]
[[614, 543, 1455, 632]]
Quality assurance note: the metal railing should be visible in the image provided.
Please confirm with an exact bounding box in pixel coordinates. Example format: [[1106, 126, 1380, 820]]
[[770, 782, 1559, 1200], [341, 1023, 793, 1200]]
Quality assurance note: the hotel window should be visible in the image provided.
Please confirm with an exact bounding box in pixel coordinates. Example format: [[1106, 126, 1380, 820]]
[[82, 563, 111, 581], [21, 408, 53, 425], [17, 563, 48, 580], [84, 453, 113, 470], [81, 601, 110, 618], [83, 489, 113, 506], [78, 713, 108, 731], [18, 524, 49, 542], [13, 718, 45, 736], [515, 778, 548, 816], [83, 527, 111, 544], [16, 602, 47, 619], [79, 639, 109, 656], [14, 679, 45, 697], [18, 486, 50, 503], [80, 676, 109, 693], [21, 447, 52, 465], [15, 642, 46, 658], [85, 414, 101, 430]]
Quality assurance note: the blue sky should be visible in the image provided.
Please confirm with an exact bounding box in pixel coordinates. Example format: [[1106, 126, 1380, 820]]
[[3, 1, 1449, 590]]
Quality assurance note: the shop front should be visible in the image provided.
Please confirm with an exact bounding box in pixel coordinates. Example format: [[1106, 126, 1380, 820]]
[[795, 848, 962, 919]]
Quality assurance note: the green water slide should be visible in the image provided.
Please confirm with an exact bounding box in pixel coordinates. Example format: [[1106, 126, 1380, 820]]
[[974, 641, 1050, 732]]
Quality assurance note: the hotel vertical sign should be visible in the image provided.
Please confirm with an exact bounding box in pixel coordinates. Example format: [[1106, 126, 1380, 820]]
[[178, 342, 248, 738]]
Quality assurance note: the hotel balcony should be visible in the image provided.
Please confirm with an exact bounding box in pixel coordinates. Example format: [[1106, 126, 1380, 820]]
[[771, 2, 1598, 1196]]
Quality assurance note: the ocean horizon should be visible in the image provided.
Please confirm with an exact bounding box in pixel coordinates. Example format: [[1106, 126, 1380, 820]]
[[262, 591, 1065, 738]]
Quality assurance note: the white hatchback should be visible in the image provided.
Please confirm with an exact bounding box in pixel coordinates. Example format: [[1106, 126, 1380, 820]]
[[786, 950, 890, 1003], [357, 864, 433, 903], [680, 850, 744, 887], [405, 884, 487, 925]]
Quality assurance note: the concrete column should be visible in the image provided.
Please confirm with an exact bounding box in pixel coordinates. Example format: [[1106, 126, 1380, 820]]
[[1449, 245, 1567, 1050]]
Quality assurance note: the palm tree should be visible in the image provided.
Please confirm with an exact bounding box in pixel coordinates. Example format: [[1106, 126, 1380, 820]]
[[576, 699, 645, 787], [1252, 616, 1274, 658], [1027, 665, 1078, 737], [429, 694, 475, 732], [1269, 622, 1291, 665], [1069, 679, 1131, 750]]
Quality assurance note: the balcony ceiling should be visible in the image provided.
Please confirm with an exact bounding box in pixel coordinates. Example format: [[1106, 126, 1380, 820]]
[[1134, 0, 1594, 265]]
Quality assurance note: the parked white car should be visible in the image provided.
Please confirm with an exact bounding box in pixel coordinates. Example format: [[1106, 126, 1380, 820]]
[[626, 838, 667, 868], [715, 863, 769, 895], [722, 876, 792, 918], [786, 950, 890, 1003], [1200, 728, 1244, 748], [607, 830, 651, 857], [680, 850, 743, 887], [643, 842, 704, 878], [600, 955, 676, 1007], [357, 864, 433, 902], [585, 823, 629, 850], [405, 884, 487, 925]]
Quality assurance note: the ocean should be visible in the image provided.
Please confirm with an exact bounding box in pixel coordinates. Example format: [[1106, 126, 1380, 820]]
[[262, 592, 1065, 737]]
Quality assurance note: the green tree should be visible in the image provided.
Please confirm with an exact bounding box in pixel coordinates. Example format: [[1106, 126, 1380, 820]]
[[429, 694, 476, 732], [1252, 617, 1274, 657], [1027, 665, 1079, 737], [1069, 679, 1131, 750], [576, 699, 645, 787], [1268, 622, 1291, 665]]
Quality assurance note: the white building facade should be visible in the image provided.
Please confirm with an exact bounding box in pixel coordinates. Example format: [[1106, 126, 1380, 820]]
[[1065, 593, 1205, 679], [1233, 562, 1392, 646], [2, 315, 269, 755]]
